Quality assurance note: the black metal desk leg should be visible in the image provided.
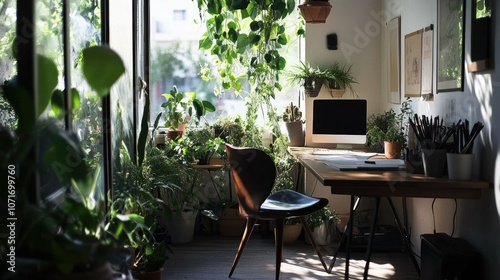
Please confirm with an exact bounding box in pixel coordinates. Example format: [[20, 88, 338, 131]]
[[344, 195, 358, 280], [386, 197, 421, 276], [363, 197, 381, 279], [328, 196, 362, 273]]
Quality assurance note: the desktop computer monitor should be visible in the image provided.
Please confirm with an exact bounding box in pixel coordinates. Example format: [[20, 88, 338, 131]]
[[311, 99, 367, 145]]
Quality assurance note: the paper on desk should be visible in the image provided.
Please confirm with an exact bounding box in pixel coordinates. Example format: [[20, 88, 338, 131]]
[[321, 157, 405, 171]]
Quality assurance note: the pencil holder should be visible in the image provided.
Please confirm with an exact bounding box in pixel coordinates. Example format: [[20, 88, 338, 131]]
[[447, 153, 474, 180], [421, 149, 447, 177]]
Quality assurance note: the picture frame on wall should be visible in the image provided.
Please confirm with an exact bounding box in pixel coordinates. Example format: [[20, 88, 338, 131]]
[[387, 17, 401, 104], [421, 25, 434, 100], [404, 29, 422, 98], [437, 0, 465, 92]]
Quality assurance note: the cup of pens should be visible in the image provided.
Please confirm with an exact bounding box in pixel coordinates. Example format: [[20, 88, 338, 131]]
[[409, 115, 453, 177], [446, 119, 484, 180]]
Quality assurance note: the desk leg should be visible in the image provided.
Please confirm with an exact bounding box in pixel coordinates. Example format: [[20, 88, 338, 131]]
[[386, 197, 421, 276], [363, 197, 380, 279], [344, 195, 358, 280], [328, 196, 361, 275]]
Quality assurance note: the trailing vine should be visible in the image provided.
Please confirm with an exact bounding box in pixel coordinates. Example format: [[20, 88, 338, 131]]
[[196, 0, 304, 159]]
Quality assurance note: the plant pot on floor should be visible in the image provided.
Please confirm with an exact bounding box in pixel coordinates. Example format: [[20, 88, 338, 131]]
[[305, 222, 332, 245], [165, 210, 198, 244], [218, 207, 246, 237], [281, 223, 303, 243], [133, 269, 163, 280]]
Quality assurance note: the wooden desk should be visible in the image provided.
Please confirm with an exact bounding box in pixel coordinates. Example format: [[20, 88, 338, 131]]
[[289, 147, 491, 279]]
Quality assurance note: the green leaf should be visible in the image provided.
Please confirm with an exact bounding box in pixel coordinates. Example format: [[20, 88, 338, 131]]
[[199, 33, 213, 50], [82, 46, 125, 98], [50, 89, 65, 118], [202, 100, 216, 112], [37, 54, 58, 117], [236, 33, 249, 49], [71, 88, 81, 110]]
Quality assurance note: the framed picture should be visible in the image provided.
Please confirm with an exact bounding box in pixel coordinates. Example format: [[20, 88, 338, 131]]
[[421, 25, 434, 100], [437, 0, 465, 92], [387, 17, 401, 104], [404, 29, 422, 98]]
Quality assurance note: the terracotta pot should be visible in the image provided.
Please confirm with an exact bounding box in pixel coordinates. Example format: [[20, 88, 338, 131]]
[[384, 141, 402, 159], [133, 269, 163, 280], [166, 130, 183, 140], [51, 262, 115, 280], [298, 1, 332, 24], [281, 223, 303, 243]]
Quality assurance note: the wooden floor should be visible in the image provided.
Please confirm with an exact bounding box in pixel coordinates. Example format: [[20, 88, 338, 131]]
[[162, 231, 420, 280]]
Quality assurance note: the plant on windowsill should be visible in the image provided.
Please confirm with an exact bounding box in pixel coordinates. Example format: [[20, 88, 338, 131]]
[[282, 102, 305, 147], [366, 98, 412, 159], [324, 61, 359, 98], [161, 86, 215, 140]]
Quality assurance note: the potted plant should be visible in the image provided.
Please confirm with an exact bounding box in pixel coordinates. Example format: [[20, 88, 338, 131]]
[[182, 126, 226, 165], [366, 98, 412, 159], [298, 0, 332, 24], [282, 217, 303, 243], [161, 85, 215, 139], [282, 102, 305, 146], [153, 142, 200, 244], [212, 115, 245, 147], [1, 46, 127, 279], [324, 61, 359, 98], [286, 62, 328, 97], [306, 206, 338, 245]]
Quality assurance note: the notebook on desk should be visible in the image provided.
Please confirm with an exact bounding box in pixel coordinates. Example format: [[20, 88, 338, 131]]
[[322, 158, 406, 171]]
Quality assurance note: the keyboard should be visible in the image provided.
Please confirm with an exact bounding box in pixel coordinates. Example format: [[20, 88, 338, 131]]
[[312, 149, 351, 155]]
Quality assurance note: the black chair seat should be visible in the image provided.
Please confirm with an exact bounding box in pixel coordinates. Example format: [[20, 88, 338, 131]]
[[260, 190, 329, 219]]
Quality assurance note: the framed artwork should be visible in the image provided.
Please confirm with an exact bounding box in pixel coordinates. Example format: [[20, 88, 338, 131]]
[[421, 25, 434, 100], [437, 0, 465, 92], [468, 0, 493, 72], [404, 29, 422, 98], [387, 17, 401, 104]]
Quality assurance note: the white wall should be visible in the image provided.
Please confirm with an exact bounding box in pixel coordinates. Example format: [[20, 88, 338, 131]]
[[305, 0, 500, 278]]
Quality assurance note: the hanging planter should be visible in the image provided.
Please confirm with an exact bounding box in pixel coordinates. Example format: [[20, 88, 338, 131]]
[[303, 77, 325, 97], [298, 1, 332, 24]]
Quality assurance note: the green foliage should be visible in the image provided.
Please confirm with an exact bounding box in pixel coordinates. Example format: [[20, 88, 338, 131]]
[[1, 45, 126, 277], [212, 115, 245, 146], [366, 98, 413, 151], [324, 61, 358, 97], [161, 86, 216, 129], [307, 206, 338, 230]]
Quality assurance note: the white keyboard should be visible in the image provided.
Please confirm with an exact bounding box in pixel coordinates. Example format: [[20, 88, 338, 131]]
[[312, 149, 351, 155]]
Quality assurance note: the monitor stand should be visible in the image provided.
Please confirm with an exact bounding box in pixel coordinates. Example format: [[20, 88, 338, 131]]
[[335, 144, 353, 150]]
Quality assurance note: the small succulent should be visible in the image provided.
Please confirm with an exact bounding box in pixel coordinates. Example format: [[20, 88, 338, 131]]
[[282, 102, 302, 123]]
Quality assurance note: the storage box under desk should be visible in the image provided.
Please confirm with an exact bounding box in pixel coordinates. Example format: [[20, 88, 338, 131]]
[[420, 233, 482, 280]]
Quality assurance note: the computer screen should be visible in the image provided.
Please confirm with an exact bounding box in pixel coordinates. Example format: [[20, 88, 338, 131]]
[[311, 99, 367, 145]]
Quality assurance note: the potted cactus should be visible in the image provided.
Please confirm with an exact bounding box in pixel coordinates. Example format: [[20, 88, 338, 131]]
[[282, 102, 304, 146]]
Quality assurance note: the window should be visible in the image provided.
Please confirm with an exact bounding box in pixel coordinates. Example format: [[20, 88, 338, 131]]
[[149, 0, 301, 128]]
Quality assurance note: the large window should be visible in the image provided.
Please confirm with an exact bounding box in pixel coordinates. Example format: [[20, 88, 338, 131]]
[[149, 0, 301, 129]]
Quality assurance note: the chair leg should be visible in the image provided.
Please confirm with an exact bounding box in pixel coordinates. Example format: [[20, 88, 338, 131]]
[[300, 216, 328, 273], [229, 217, 257, 278], [274, 219, 284, 280]]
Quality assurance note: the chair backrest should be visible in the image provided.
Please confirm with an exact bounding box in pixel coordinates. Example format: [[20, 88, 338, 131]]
[[225, 144, 276, 218]]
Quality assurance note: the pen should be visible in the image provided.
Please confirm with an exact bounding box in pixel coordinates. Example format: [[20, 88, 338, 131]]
[[365, 161, 376, 164]]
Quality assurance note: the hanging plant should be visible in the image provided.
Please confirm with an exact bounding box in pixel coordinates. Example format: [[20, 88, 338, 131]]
[[196, 0, 304, 158]]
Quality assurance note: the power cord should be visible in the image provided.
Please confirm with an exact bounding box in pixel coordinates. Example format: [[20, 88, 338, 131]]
[[431, 198, 458, 236]]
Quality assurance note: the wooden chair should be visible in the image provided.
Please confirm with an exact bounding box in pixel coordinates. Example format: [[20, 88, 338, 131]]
[[225, 144, 329, 279]]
